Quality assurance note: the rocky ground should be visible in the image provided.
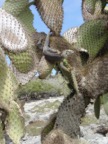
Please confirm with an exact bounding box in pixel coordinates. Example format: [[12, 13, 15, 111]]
[[7, 95, 108, 144]]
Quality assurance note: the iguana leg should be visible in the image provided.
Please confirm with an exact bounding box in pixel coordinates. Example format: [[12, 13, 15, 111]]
[[60, 60, 79, 94]]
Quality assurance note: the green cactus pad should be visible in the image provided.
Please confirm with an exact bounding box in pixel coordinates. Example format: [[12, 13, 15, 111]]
[[94, 96, 101, 119], [0, 69, 18, 110], [77, 19, 108, 58], [8, 48, 36, 73], [3, 0, 28, 16], [17, 6, 35, 33], [0, 47, 7, 79], [6, 101, 25, 144], [0, 47, 9, 109]]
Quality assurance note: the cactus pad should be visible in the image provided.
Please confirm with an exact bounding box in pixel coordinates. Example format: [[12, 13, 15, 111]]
[[0, 121, 5, 144], [0, 69, 18, 111], [3, 0, 28, 16], [77, 19, 108, 58], [35, 0, 63, 35], [17, 6, 35, 33], [0, 8, 28, 52], [6, 101, 25, 144], [8, 49, 35, 73], [38, 56, 53, 79], [10, 63, 38, 85], [63, 27, 78, 47]]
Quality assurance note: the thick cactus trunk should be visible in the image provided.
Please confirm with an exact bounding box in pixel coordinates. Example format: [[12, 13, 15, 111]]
[[54, 92, 87, 138], [42, 53, 108, 142]]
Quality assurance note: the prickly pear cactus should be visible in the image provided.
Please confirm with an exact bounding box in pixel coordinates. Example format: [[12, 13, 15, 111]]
[[63, 27, 79, 50], [77, 19, 108, 58], [3, 0, 28, 17], [3, 1, 41, 84], [0, 46, 24, 144], [0, 0, 37, 143], [35, 0, 63, 35], [0, 0, 108, 143], [0, 8, 28, 52]]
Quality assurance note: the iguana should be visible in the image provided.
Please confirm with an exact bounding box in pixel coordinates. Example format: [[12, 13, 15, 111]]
[[35, 31, 82, 94]]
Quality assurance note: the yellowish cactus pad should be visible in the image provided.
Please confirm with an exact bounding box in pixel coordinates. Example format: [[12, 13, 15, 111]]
[[6, 101, 25, 144]]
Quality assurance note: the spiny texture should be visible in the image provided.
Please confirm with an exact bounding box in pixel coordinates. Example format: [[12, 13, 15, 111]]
[[8, 48, 36, 73], [3, 0, 28, 16], [0, 47, 10, 110], [0, 70, 24, 144], [35, 0, 63, 35], [0, 8, 28, 52], [38, 56, 53, 79], [77, 19, 108, 58], [79, 54, 108, 98], [10, 63, 38, 85], [82, 0, 107, 21], [4, 5, 40, 75], [63, 27, 78, 48], [54, 93, 86, 138], [0, 46, 7, 82], [0, 68, 18, 111], [6, 101, 25, 144], [17, 7, 35, 33], [0, 47, 24, 143], [0, 121, 5, 144], [0, 47, 7, 142]]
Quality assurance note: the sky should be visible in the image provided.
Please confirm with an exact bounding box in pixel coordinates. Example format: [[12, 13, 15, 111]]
[[0, 0, 84, 35]]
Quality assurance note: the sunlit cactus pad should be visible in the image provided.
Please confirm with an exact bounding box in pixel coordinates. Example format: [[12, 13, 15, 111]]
[[0, 8, 28, 52], [35, 0, 63, 35], [63, 27, 78, 46]]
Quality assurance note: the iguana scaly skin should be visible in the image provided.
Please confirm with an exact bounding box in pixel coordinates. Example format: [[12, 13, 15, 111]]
[[35, 31, 82, 94]]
